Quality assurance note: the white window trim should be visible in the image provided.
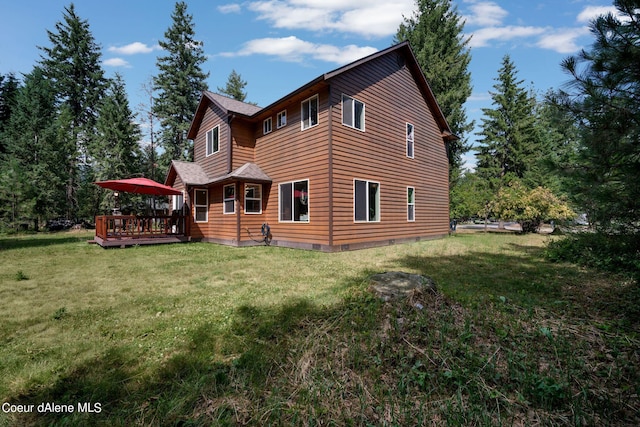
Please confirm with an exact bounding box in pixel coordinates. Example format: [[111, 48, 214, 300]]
[[277, 110, 287, 129], [342, 94, 365, 131], [353, 179, 381, 223], [407, 186, 416, 222], [301, 94, 319, 131], [278, 179, 310, 223], [223, 184, 235, 215], [244, 183, 263, 215], [194, 188, 208, 223], [263, 117, 272, 135], [406, 122, 415, 159], [206, 125, 220, 157]]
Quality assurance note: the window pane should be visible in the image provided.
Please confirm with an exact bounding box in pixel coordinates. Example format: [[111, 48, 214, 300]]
[[355, 180, 367, 221], [224, 185, 234, 199], [408, 187, 414, 203], [246, 200, 261, 213], [368, 182, 379, 221], [354, 101, 364, 130], [294, 181, 309, 221], [407, 123, 414, 141], [280, 183, 292, 221], [310, 97, 318, 126], [342, 96, 353, 126], [195, 207, 207, 222], [224, 200, 234, 213], [195, 190, 207, 205], [408, 205, 415, 221]]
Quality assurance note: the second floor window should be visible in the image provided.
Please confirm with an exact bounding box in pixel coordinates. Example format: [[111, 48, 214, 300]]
[[206, 125, 219, 156], [342, 94, 365, 131], [263, 117, 272, 134], [406, 123, 415, 158], [277, 110, 287, 128], [301, 95, 318, 130]]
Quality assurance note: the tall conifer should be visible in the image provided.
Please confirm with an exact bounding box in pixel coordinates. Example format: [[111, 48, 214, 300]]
[[395, 0, 473, 179], [153, 1, 209, 169]]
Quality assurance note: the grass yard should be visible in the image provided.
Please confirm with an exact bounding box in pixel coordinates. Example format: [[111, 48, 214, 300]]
[[0, 231, 638, 425]]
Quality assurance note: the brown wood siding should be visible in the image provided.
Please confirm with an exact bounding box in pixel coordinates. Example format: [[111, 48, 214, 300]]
[[193, 104, 229, 178], [254, 88, 331, 246], [231, 119, 256, 169], [329, 52, 449, 246]]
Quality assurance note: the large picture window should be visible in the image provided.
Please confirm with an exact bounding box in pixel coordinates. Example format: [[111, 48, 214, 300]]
[[206, 125, 219, 157], [342, 94, 365, 131], [279, 180, 309, 222], [223, 184, 235, 214], [301, 95, 318, 130], [244, 184, 262, 214], [354, 179, 380, 222], [194, 189, 208, 222]]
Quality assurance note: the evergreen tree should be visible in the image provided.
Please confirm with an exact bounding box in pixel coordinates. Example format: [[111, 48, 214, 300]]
[[0, 73, 20, 154], [38, 3, 106, 218], [153, 1, 209, 169], [218, 69, 248, 102], [2, 67, 66, 228], [92, 74, 142, 214], [475, 55, 538, 187], [560, 0, 640, 231], [395, 0, 473, 178]]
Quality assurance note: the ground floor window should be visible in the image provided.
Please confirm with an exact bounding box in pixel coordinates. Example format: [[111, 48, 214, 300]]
[[244, 184, 262, 214], [172, 193, 184, 213], [279, 180, 309, 222], [224, 184, 235, 214], [354, 179, 380, 222], [194, 189, 208, 222], [407, 186, 415, 221]]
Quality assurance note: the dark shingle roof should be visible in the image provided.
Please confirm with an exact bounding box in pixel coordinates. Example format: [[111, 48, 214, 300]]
[[169, 161, 271, 187], [205, 92, 262, 116], [209, 163, 271, 184], [170, 160, 210, 186]]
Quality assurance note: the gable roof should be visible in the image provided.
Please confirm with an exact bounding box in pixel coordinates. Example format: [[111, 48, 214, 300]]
[[187, 41, 456, 141]]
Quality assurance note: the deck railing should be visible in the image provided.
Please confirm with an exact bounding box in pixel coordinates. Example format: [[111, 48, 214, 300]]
[[95, 215, 187, 240]]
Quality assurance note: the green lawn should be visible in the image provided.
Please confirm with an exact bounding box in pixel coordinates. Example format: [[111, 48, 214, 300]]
[[0, 231, 638, 425]]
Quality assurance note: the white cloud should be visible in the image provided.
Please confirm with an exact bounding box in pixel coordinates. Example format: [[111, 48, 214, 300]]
[[468, 26, 547, 48], [218, 4, 241, 14], [108, 42, 160, 55], [577, 6, 618, 24], [246, 0, 414, 38], [462, 1, 508, 27], [536, 27, 590, 54], [220, 36, 377, 65], [103, 58, 131, 68]]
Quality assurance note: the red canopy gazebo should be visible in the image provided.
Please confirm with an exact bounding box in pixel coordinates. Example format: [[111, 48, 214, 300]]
[[92, 178, 189, 248]]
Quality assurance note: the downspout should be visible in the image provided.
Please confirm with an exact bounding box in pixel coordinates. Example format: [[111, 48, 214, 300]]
[[328, 86, 334, 249]]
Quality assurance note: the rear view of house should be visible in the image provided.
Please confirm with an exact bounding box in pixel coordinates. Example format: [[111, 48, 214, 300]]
[[165, 41, 455, 251]]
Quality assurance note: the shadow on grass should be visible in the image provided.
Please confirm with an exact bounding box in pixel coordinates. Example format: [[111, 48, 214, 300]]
[[392, 242, 639, 329], [0, 233, 91, 251], [5, 246, 638, 426]]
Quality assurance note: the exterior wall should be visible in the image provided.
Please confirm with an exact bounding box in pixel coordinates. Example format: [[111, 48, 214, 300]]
[[193, 103, 229, 178], [231, 119, 256, 169], [329, 52, 450, 248], [253, 86, 331, 249]]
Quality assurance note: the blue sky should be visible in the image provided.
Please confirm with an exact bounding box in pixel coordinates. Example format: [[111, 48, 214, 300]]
[[0, 0, 618, 169]]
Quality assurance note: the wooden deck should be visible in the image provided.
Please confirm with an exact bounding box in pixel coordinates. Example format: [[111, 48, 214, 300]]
[[94, 215, 190, 248]]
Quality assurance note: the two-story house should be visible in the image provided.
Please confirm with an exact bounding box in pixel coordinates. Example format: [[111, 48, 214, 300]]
[[165, 41, 456, 251]]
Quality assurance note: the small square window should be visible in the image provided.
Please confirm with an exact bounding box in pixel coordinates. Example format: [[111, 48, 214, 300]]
[[245, 184, 262, 214]]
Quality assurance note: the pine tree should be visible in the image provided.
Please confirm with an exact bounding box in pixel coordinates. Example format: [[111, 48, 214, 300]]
[[395, 0, 473, 178], [218, 69, 248, 102], [560, 0, 640, 231], [38, 3, 106, 219], [475, 55, 538, 187], [153, 1, 209, 169], [0, 73, 20, 154]]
